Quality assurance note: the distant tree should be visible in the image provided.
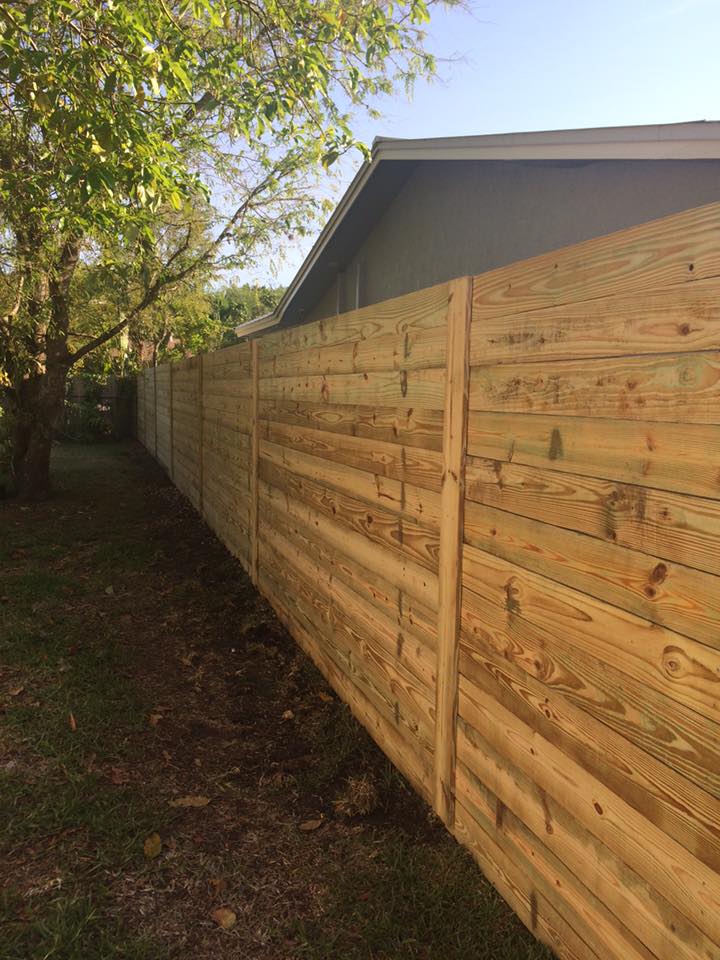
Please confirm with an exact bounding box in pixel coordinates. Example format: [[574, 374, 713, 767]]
[[0, 0, 451, 498], [210, 283, 284, 346]]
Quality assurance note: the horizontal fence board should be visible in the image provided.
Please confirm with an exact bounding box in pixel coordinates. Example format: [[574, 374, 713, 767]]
[[261, 494, 438, 651], [259, 542, 435, 756], [259, 477, 438, 609], [456, 759, 652, 960], [469, 351, 720, 424], [260, 528, 436, 736], [458, 630, 720, 877], [470, 277, 720, 365], [257, 399, 445, 450], [259, 458, 440, 574], [456, 749, 709, 960], [260, 282, 451, 355], [261, 571, 434, 802], [259, 327, 447, 378], [261, 519, 436, 694], [261, 420, 443, 492], [455, 798, 600, 960], [259, 367, 447, 409], [467, 410, 720, 500]]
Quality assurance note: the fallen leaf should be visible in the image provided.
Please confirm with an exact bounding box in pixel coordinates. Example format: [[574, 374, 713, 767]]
[[143, 833, 162, 859], [317, 692, 333, 703], [211, 907, 236, 930], [169, 795, 210, 808], [209, 878, 227, 896], [110, 768, 131, 785], [148, 713, 163, 727], [282, 709, 294, 721], [8, 686, 25, 697], [68, 712, 77, 732], [299, 819, 324, 832], [104, 585, 114, 596]]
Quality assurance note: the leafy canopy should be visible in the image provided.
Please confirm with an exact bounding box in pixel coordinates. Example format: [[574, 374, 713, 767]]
[[0, 0, 436, 244]]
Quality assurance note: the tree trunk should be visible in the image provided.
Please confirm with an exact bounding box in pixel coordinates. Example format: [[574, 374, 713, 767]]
[[13, 358, 69, 500], [10, 237, 81, 499]]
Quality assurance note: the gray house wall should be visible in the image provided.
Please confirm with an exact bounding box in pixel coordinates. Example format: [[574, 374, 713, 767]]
[[303, 158, 720, 323]]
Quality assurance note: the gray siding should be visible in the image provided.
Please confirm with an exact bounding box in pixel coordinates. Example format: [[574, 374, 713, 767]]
[[304, 158, 720, 323]]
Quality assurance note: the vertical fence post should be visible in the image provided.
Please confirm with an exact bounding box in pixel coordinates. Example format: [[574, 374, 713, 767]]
[[434, 276, 472, 828], [198, 354, 204, 515], [250, 338, 260, 585], [169, 362, 175, 482]]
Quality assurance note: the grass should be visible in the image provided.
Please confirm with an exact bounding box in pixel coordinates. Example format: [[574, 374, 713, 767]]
[[0, 442, 554, 960]]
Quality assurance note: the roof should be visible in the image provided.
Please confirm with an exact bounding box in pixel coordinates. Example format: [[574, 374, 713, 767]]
[[236, 120, 720, 337]]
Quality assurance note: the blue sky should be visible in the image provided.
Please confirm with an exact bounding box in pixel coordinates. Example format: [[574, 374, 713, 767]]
[[253, 0, 720, 286]]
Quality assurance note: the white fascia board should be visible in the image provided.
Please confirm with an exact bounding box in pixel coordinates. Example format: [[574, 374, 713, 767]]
[[234, 310, 281, 338]]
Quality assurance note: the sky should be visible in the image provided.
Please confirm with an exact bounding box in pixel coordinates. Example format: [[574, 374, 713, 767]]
[[249, 0, 720, 286]]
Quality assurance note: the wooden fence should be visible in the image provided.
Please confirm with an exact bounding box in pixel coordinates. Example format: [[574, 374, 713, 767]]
[[135, 201, 720, 960]]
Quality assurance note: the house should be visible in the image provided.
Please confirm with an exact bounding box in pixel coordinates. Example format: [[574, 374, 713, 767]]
[[236, 120, 720, 337]]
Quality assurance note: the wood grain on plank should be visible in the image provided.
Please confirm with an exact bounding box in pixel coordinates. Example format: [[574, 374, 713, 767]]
[[435, 276, 471, 826], [458, 611, 720, 869], [456, 747, 710, 960], [260, 574, 434, 801], [456, 760, 653, 960], [260, 282, 450, 356], [464, 499, 720, 649], [261, 519, 436, 696], [261, 419, 443, 491], [259, 437, 441, 528], [471, 277, 720, 365], [259, 477, 438, 608], [259, 326, 447, 378], [259, 367, 446, 409], [258, 399, 444, 450], [261, 493, 438, 651], [455, 800, 599, 960], [469, 351, 720, 424], [259, 543, 436, 752], [467, 410, 720, 500], [466, 456, 720, 577], [259, 459, 440, 574], [458, 678, 720, 945], [462, 546, 720, 798], [472, 201, 720, 321]]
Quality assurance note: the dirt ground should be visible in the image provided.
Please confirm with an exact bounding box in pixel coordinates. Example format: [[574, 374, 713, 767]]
[[0, 442, 552, 960]]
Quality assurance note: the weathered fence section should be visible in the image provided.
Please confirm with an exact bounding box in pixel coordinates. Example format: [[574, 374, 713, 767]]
[[155, 364, 172, 473], [170, 356, 202, 510], [134, 201, 720, 960], [201, 343, 253, 568], [256, 282, 454, 798]]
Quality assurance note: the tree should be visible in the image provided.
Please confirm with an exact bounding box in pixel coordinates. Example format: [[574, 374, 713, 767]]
[[210, 282, 284, 347], [0, 0, 448, 498]]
